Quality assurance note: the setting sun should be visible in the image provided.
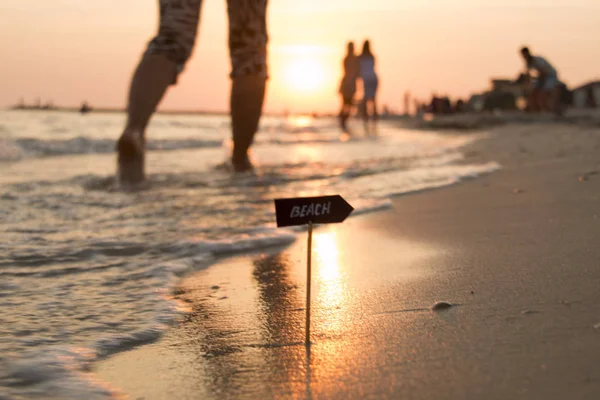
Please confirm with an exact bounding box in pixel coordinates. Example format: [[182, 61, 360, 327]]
[[268, 44, 338, 110], [284, 58, 326, 93]]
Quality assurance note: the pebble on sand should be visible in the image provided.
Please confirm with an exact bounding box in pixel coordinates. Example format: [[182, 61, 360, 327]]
[[521, 310, 539, 315], [432, 301, 453, 311], [579, 171, 599, 182]]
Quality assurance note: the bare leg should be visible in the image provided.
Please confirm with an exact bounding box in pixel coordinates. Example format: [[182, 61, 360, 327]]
[[372, 97, 378, 120], [115, 0, 202, 185], [532, 89, 544, 113], [116, 0, 202, 185], [361, 99, 371, 136], [227, 0, 268, 172], [360, 99, 368, 122], [548, 87, 561, 115], [526, 90, 536, 112], [339, 100, 346, 130], [117, 54, 178, 185], [124, 55, 177, 134], [538, 89, 549, 112], [230, 75, 266, 172], [339, 100, 352, 132], [371, 97, 379, 136]]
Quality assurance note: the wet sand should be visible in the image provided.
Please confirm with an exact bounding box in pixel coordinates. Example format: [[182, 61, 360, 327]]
[[96, 122, 600, 400]]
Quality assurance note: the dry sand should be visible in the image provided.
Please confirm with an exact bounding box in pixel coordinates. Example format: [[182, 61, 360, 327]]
[[96, 121, 600, 400]]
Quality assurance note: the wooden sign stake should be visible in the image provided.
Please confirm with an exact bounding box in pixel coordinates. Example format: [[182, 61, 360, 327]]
[[306, 221, 313, 345]]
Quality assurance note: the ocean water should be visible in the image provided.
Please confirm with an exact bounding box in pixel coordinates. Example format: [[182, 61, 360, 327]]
[[0, 110, 498, 398]]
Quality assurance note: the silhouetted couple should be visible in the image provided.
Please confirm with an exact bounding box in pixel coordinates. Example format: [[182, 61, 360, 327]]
[[339, 40, 379, 134]]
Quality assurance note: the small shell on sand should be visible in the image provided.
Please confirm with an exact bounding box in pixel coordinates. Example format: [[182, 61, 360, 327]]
[[593, 322, 600, 330], [432, 301, 453, 311]]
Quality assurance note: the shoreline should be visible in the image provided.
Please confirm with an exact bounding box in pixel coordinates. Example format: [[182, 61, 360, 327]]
[[1, 107, 328, 118], [95, 121, 600, 399]]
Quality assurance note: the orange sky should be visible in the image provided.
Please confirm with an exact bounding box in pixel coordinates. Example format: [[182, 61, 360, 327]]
[[1, 0, 599, 113]]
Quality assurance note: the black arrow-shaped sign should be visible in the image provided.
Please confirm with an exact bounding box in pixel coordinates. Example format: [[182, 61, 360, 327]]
[[274, 195, 354, 227]]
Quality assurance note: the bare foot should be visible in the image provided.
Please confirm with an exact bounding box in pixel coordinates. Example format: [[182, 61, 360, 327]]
[[116, 130, 145, 186], [231, 155, 255, 173]]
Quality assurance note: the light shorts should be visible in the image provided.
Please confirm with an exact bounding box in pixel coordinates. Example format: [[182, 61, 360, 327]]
[[536, 74, 558, 91]]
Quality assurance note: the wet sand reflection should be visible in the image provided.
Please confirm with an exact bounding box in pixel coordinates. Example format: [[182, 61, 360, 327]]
[[171, 224, 440, 398]]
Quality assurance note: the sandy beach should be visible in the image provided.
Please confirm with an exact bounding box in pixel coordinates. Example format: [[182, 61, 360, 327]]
[[96, 120, 600, 400]]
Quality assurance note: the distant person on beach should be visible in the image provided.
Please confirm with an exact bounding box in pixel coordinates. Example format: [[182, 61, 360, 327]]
[[338, 42, 359, 132], [358, 40, 379, 132], [80, 101, 92, 114], [116, 0, 269, 185], [519, 47, 560, 114]]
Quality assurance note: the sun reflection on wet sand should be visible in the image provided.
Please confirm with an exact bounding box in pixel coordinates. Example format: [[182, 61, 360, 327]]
[[315, 231, 345, 305], [313, 230, 352, 340]]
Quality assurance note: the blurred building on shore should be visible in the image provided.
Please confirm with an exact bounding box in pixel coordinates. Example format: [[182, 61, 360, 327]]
[[572, 81, 600, 109]]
